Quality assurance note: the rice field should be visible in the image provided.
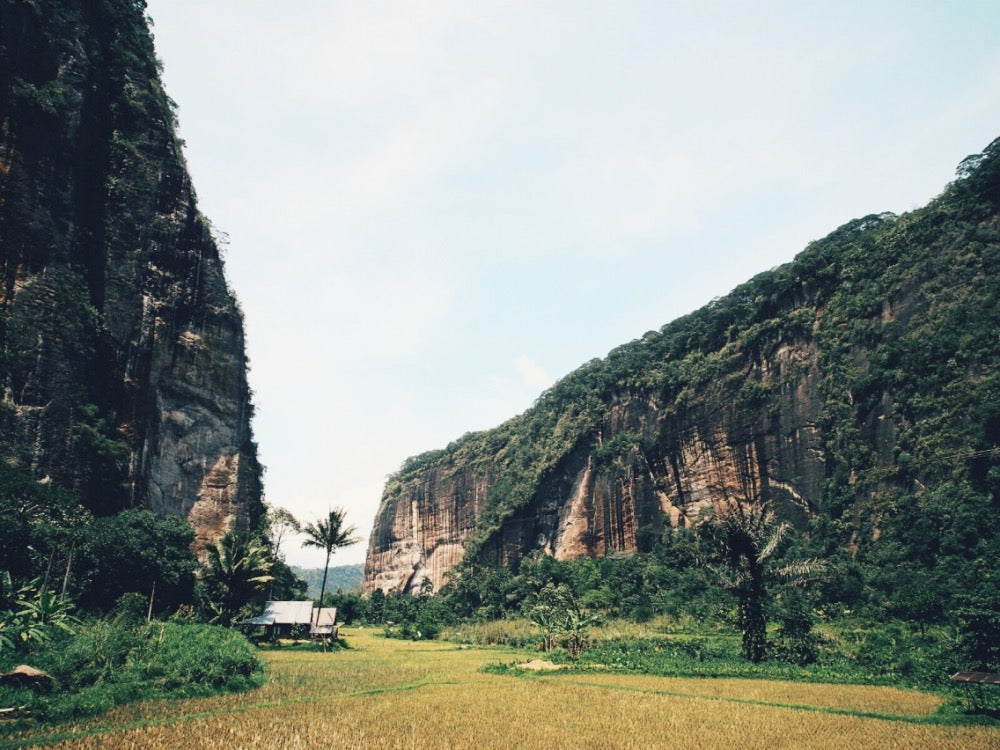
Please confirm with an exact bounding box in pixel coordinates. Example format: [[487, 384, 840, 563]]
[[3, 628, 998, 749]]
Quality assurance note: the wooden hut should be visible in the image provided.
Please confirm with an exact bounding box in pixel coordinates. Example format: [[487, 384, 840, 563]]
[[237, 601, 314, 640]]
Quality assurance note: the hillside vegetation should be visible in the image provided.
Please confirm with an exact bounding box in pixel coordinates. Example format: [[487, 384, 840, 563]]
[[292, 565, 364, 597], [369, 136, 1000, 637]]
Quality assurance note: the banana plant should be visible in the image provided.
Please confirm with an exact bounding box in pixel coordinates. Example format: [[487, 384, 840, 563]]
[[0, 577, 80, 652]]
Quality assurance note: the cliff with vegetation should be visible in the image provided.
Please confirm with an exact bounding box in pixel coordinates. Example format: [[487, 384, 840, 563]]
[[0, 0, 264, 544], [365, 137, 1000, 594]]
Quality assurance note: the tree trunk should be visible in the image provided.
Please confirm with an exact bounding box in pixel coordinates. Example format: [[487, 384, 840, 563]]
[[740, 577, 767, 663], [315, 550, 331, 626]]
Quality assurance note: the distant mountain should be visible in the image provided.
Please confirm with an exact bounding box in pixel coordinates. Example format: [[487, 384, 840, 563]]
[[365, 137, 1000, 598], [292, 565, 365, 597]]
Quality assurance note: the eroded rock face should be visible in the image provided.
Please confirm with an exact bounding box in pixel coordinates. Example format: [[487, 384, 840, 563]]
[[364, 466, 493, 594], [364, 338, 834, 594], [0, 1, 263, 543]]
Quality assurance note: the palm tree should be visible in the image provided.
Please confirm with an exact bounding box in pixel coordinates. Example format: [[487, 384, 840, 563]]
[[301, 508, 359, 624], [202, 532, 274, 623], [709, 496, 823, 662]]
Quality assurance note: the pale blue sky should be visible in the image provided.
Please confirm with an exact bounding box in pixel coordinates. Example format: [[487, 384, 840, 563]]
[[146, 0, 1000, 568]]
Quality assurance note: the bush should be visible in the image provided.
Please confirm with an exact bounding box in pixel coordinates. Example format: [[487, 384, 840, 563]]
[[772, 595, 822, 666], [0, 620, 265, 722], [955, 592, 1000, 671], [129, 622, 264, 694]]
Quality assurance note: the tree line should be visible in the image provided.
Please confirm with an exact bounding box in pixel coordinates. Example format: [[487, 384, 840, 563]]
[[0, 458, 361, 653]]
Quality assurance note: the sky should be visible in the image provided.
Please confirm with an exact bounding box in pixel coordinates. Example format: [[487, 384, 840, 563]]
[[145, 1, 1000, 569]]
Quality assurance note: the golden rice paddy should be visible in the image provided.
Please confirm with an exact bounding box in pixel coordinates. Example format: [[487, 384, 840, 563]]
[[3, 628, 998, 749]]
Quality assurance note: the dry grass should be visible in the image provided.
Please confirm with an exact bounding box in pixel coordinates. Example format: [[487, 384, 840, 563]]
[[546, 673, 945, 717], [4, 628, 998, 749], [440, 618, 538, 646]]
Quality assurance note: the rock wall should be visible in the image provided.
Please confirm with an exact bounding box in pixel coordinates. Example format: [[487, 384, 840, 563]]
[[365, 465, 493, 594], [364, 338, 833, 594], [0, 1, 263, 540]]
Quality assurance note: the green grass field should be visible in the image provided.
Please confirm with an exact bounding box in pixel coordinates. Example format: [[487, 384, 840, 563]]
[[3, 628, 998, 749]]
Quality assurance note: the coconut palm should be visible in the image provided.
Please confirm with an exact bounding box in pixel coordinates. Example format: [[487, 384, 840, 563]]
[[709, 497, 823, 662], [301, 508, 359, 623]]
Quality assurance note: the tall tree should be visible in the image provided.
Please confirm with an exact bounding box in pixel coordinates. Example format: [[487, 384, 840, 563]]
[[708, 497, 822, 662], [301, 508, 359, 623], [81, 509, 197, 614], [265, 505, 301, 560]]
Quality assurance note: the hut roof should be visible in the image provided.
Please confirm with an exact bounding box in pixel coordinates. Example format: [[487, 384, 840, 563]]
[[309, 607, 338, 635], [313, 607, 337, 627], [237, 600, 314, 626]]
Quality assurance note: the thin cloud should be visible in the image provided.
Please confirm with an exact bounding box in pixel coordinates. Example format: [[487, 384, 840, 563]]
[[515, 355, 553, 392]]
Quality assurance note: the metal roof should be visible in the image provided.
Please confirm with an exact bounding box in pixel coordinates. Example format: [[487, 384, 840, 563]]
[[313, 607, 337, 627], [237, 600, 315, 626], [951, 671, 1000, 685]]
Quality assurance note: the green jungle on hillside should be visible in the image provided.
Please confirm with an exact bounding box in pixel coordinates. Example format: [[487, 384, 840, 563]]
[[4, 137, 1000, 724], [382, 134, 1000, 628], [390, 136, 1000, 582], [1, 0, 999, 729], [332, 136, 999, 716]]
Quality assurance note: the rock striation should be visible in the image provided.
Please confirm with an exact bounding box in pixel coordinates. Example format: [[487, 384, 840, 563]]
[[365, 138, 1000, 594], [365, 346, 827, 594], [0, 1, 264, 540]]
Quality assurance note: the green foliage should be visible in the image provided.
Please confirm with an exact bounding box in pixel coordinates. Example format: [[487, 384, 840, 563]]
[[0, 619, 265, 722], [954, 588, 1000, 672], [111, 592, 149, 627], [0, 461, 201, 620], [380, 583, 455, 640], [0, 463, 92, 591], [572, 620, 967, 691], [68, 405, 130, 516], [267, 558, 308, 602], [0, 577, 80, 654], [705, 498, 825, 662], [199, 532, 274, 624], [77, 509, 197, 614], [771, 590, 822, 666], [524, 583, 598, 658]]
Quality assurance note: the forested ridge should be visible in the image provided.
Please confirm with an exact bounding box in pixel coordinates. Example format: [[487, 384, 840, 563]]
[[368, 136, 1000, 623]]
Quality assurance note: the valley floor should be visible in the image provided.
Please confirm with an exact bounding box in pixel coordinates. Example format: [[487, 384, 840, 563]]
[[3, 629, 998, 749]]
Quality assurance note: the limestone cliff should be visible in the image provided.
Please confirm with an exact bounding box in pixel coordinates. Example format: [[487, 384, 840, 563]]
[[0, 1, 264, 540], [365, 137, 1000, 594]]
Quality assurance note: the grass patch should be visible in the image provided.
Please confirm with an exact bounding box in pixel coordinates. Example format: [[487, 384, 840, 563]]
[[3, 628, 998, 748]]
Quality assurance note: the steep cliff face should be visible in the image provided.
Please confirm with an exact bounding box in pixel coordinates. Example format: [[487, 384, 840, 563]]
[[366, 341, 828, 593], [364, 138, 1000, 594], [0, 1, 263, 540]]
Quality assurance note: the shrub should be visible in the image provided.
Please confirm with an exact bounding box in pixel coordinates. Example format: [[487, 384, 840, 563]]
[[0, 619, 265, 722], [772, 595, 822, 666]]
